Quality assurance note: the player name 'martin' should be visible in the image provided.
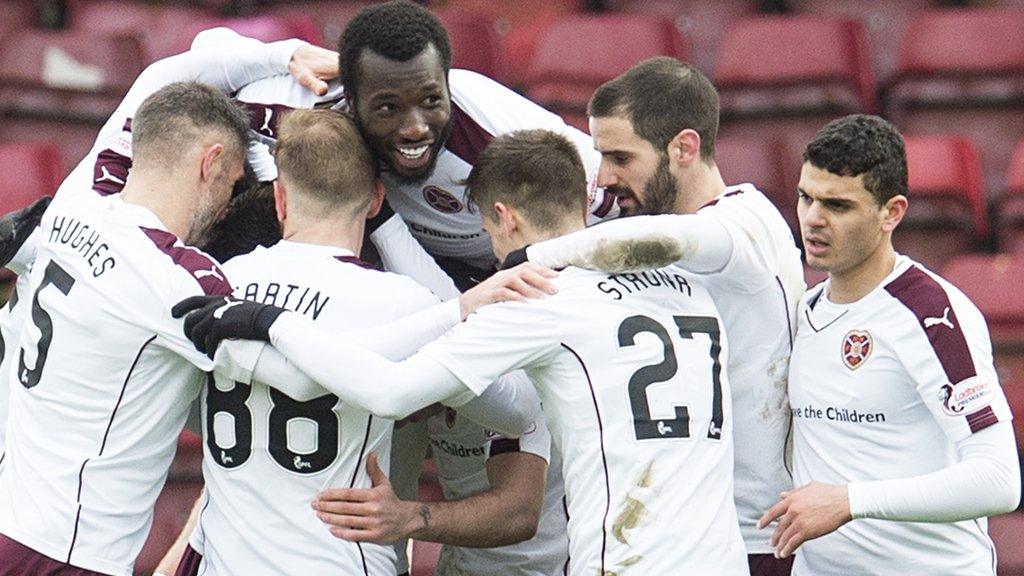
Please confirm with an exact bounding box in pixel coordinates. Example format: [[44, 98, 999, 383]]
[[240, 281, 330, 320], [48, 214, 117, 277]]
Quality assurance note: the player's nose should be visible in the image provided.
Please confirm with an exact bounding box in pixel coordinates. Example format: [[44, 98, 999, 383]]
[[398, 109, 430, 142], [596, 160, 618, 188]]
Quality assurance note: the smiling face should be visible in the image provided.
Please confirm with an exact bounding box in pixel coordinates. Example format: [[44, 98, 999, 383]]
[[349, 44, 452, 183], [590, 115, 681, 217], [797, 162, 894, 277]]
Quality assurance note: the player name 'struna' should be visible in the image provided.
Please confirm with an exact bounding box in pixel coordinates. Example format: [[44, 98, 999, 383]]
[[596, 268, 693, 301]]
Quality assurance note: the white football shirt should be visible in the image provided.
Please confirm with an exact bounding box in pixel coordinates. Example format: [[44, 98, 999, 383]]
[[189, 240, 443, 576], [790, 255, 1012, 576], [697, 183, 805, 552], [420, 266, 748, 576], [0, 193, 256, 576], [427, 410, 568, 576]]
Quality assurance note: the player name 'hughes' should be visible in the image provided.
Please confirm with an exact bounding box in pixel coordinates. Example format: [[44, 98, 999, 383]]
[[48, 215, 117, 277], [597, 269, 693, 301], [240, 282, 330, 320]]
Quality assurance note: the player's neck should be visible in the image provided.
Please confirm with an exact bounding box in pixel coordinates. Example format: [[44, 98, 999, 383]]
[[119, 171, 193, 240], [675, 162, 727, 215], [281, 214, 364, 255], [521, 219, 586, 247], [827, 242, 897, 304]]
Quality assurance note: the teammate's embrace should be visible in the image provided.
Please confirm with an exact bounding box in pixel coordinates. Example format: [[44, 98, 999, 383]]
[[0, 82, 255, 576], [176, 130, 750, 576], [762, 115, 1020, 575]]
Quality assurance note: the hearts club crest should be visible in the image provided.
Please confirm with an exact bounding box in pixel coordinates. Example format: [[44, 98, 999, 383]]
[[842, 330, 872, 370]]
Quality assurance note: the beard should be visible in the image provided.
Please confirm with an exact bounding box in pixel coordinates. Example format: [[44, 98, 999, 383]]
[[612, 155, 680, 217]]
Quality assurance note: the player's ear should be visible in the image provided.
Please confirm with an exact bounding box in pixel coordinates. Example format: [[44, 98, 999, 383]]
[[667, 129, 701, 167], [494, 202, 517, 235], [880, 194, 908, 233], [200, 144, 225, 183], [273, 180, 287, 224], [364, 179, 385, 219]]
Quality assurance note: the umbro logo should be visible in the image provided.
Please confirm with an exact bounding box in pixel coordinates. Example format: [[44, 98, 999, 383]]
[[924, 307, 954, 330]]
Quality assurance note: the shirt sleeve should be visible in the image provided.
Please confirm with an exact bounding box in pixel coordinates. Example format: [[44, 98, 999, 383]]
[[371, 214, 461, 301], [697, 192, 783, 293], [447, 370, 543, 438], [489, 415, 553, 464], [891, 285, 1013, 444], [848, 421, 1021, 522], [418, 299, 562, 396], [526, 213, 732, 275]]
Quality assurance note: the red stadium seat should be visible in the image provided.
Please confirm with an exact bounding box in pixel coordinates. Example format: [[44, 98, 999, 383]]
[[0, 1, 36, 46], [0, 142, 63, 207], [715, 135, 797, 232], [895, 135, 988, 271], [0, 29, 145, 167], [997, 139, 1024, 253], [886, 8, 1024, 200], [435, 10, 503, 80], [175, 14, 324, 55], [525, 15, 687, 124], [715, 15, 877, 118], [258, 1, 377, 49], [789, 0, 934, 82], [66, 0, 217, 62], [600, 0, 758, 75], [942, 254, 1024, 347]]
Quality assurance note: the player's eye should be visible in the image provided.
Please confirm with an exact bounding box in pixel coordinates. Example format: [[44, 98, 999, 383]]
[[423, 95, 443, 107], [613, 154, 630, 166], [797, 190, 810, 203], [375, 102, 397, 114]]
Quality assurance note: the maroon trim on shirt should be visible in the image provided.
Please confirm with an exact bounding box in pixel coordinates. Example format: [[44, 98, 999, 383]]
[[92, 118, 134, 196], [884, 265, 975, 385], [967, 405, 1000, 434], [489, 438, 521, 457], [140, 227, 233, 296], [241, 101, 295, 139], [700, 189, 744, 209], [334, 255, 377, 270], [591, 191, 616, 219], [446, 102, 494, 166]]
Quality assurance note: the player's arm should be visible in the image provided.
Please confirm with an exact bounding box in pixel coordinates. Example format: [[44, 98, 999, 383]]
[[314, 443, 548, 547], [525, 213, 734, 274], [153, 490, 204, 576], [369, 202, 461, 300], [174, 280, 559, 421]]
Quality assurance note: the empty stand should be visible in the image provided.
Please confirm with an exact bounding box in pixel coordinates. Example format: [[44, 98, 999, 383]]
[[257, 1, 378, 50], [942, 254, 1024, 347], [66, 0, 217, 61], [0, 1, 36, 46], [788, 0, 933, 81], [997, 138, 1024, 253], [434, 10, 503, 80], [715, 135, 798, 232], [991, 512, 1024, 576], [0, 29, 145, 167], [886, 8, 1024, 199], [895, 135, 987, 271], [0, 142, 63, 207], [714, 15, 875, 176], [525, 14, 686, 130], [716, 15, 876, 118], [602, 0, 758, 75]]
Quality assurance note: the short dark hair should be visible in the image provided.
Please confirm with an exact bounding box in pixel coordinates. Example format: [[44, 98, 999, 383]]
[[132, 82, 250, 168], [466, 130, 587, 231], [588, 57, 719, 161], [803, 114, 908, 205], [202, 181, 279, 262], [339, 0, 452, 102], [275, 109, 376, 212]]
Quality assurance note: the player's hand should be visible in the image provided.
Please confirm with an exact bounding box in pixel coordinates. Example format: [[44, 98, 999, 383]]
[[758, 481, 852, 559], [0, 196, 50, 266], [171, 296, 287, 358], [312, 453, 423, 544], [288, 44, 339, 96], [458, 262, 558, 320]]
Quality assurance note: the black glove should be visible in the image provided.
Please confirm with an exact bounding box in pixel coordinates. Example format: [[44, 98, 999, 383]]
[[0, 196, 51, 267], [499, 245, 531, 270], [366, 196, 395, 235], [171, 295, 287, 358]]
